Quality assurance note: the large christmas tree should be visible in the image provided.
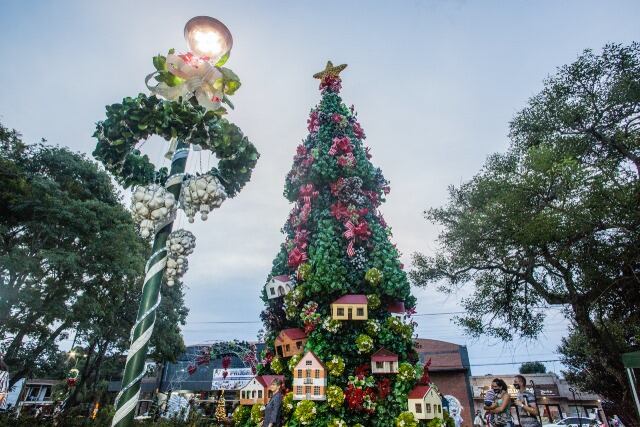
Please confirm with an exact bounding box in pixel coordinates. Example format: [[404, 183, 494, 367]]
[[258, 62, 426, 427]]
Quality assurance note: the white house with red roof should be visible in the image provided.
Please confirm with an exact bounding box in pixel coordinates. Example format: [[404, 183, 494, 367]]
[[292, 352, 327, 401], [387, 300, 406, 321], [274, 328, 307, 358], [265, 275, 294, 299], [371, 348, 399, 374], [239, 375, 285, 405], [408, 384, 444, 420], [330, 294, 368, 320]]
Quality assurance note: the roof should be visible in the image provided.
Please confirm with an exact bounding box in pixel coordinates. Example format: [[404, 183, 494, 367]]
[[332, 294, 368, 305], [408, 385, 433, 399], [271, 275, 291, 283], [387, 301, 405, 313], [413, 338, 469, 372], [277, 328, 307, 341], [295, 351, 328, 370], [371, 348, 398, 362], [25, 379, 60, 386], [256, 375, 285, 388]]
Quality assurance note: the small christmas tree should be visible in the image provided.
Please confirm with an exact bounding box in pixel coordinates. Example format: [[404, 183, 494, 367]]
[[259, 61, 420, 426], [215, 393, 227, 423]]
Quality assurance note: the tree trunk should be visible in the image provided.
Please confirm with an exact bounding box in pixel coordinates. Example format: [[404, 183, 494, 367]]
[[571, 302, 638, 426]]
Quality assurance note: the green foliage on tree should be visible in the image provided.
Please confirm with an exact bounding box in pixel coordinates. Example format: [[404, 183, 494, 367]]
[[519, 361, 546, 374], [410, 43, 640, 423], [0, 123, 187, 406]]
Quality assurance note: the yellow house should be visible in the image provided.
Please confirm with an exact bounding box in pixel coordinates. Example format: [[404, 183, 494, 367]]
[[330, 294, 368, 321]]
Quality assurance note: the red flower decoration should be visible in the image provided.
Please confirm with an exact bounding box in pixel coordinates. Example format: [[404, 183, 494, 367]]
[[222, 355, 232, 370], [288, 247, 307, 267], [187, 364, 197, 375], [353, 122, 366, 139], [377, 378, 391, 400], [320, 75, 342, 92], [332, 113, 343, 123], [328, 136, 353, 156], [337, 152, 356, 167], [307, 111, 320, 133]]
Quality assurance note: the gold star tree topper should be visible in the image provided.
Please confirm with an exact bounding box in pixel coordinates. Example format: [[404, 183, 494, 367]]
[[313, 61, 347, 79]]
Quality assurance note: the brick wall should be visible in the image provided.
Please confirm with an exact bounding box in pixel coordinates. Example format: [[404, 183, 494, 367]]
[[431, 371, 475, 427]]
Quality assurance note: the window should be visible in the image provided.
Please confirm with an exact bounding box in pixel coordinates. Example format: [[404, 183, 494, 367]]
[[426, 403, 431, 413], [315, 369, 320, 378], [297, 369, 302, 377], [296, 341, 302, 349], [285, 344, 290, 352], [306, 360, 312, 366], [306, 369, 311, 378], [415, 403, 422, 413], [258, 390, 262, 399], [305, 386, 311, 394], [268, 390, 273, 398], [270, 287, 275, 295], [252, 391, 256, 398], [357, 307, 364, 316], [314, 386, 320, 395], [337, 307, 344, 316], [376, 361, 384, 369], [297, 386, 303, 394], [241, 391, 245, 399]]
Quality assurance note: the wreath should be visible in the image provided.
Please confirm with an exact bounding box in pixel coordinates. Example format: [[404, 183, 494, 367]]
[[92, 93, 258, 197]]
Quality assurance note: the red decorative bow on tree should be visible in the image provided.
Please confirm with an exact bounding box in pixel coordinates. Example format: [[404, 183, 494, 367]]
[[328, 136, 353, 155]]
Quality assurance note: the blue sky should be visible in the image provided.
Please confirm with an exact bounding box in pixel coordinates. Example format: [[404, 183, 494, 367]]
[[1, 0, 639, 376]]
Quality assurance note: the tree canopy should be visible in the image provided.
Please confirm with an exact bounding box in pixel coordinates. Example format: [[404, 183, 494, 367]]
[[0, 123, 187, 401], [519, 361, 546, 374], [410, 43, 640, 422]]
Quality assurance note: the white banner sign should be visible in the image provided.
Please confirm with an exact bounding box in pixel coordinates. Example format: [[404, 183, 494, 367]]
[[211, 368, 253, 390]]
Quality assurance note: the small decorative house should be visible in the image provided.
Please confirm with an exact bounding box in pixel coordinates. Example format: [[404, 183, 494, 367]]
[[239, 375, 285, 405], [292, 351, 327, 401], [274, 328, 307, 358], [265, 275, 294, 299], [330, 294, 368, 321], [408, 385, 443, 420], [371, 348, 399, 374], [387, 301, 406, 321]]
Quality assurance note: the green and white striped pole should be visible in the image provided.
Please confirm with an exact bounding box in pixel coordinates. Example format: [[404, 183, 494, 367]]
[[112, 141, 189, 427]]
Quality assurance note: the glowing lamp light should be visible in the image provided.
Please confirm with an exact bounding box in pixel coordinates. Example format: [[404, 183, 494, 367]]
[[184, 16, 233, 61]]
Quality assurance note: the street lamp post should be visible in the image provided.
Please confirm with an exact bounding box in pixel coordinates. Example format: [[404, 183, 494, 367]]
[[569, 387, 582, 427], [109, 17, 240, 427]]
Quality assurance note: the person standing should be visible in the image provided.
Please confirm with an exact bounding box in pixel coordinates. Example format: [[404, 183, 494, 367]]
[[474, 409, 485, 427], [513, 375, 540, 427], [484, 378, 512, 427], [263, 379, 284, 427]]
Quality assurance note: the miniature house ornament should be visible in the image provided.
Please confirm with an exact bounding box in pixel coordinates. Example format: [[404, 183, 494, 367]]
[[240, 375, 284, 406], [371, 348, 399, 374], [266, 275, 294, 299], [408, 384, 443, 421], [331, 294, 368, 320], [292, 351, 327, 401], [274, 328, 307, 358]]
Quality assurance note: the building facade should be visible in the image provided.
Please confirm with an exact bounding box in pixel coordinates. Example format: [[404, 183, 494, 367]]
[[414, 338, 475, 427], [471, 373, 606, 424]]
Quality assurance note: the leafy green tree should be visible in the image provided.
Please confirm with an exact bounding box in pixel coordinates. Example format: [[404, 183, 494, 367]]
[[519, 361, 546, 374], [0, 123, 187, 396], [410, 43, 640, 423]]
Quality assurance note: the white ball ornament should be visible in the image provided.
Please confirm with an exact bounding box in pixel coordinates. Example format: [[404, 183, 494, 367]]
[[179, 173, 227, 223], [164, 229, 196, 287], [130, 184, 177, 238]]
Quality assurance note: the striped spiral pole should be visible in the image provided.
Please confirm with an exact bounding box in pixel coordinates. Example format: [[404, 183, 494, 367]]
[[112, 141, 189, 427]]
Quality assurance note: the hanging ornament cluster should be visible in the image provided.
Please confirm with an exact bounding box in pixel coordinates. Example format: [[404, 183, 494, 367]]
[[131, 184, 177, 238], [179, 173, 227, 223], [165, 229, 196, 287]]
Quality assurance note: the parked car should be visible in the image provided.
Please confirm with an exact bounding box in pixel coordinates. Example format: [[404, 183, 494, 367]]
[[544, 417, 599, 427]]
